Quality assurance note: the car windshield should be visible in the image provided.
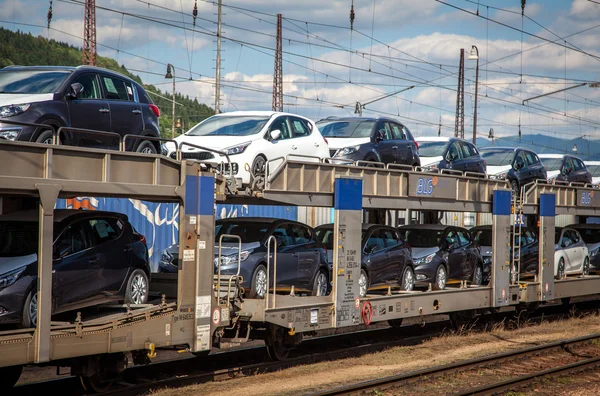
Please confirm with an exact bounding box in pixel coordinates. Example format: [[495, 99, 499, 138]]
[[473, 229, 493, 246], [186, 115, 270, 137], [401, 228, 444, 247], [215, 221, 270, 243], [541, 157, 563, 171], [417, 141, 447, 157], [0, 221, 39, 257], [0, 70, 70, 94], [586, 165, 600, 177], [315, 228, 334, 249], [481, 150, 513, 166], [316, 120, 375, 138], [576, 228, 600, 244]]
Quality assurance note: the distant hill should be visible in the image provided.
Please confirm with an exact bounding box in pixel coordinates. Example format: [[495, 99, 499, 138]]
[[476, 134, 600, 161], [0, 27, 214, 137]]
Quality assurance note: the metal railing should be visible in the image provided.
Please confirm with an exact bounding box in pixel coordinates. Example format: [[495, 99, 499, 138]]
[[122, 133, 178, 153], [266, 235, 278, 309], [216, 234, 242, 302], [55, 126, 122, 149]]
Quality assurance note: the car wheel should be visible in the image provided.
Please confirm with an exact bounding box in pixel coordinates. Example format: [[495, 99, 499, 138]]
[[135, 140, 158, 154], [249, 264, 268, 299], [583, 257, 590, 276], [312, 270, 329, 297], [433, 265, 447, 290], [556, 258, 565, 280], [511, 179, 519, 194], [22, 289, 38, 328], [251, 155, 267, 178], [125, 269, 149, 305], [510, 262, 519, 285], [358, 268, 369, 298], [472, 264, 483, 286], [400, 266, 415, 291], [35, 129, 54, 145]]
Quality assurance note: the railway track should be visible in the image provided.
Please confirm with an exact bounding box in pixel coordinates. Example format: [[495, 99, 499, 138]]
[[309, 332, 600, 396], [9, 300, 599, 396]]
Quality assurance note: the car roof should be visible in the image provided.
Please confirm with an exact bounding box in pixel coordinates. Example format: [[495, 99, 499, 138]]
[[212, 111, 309, 119], [414, 136, 450, 142], [315, 223, 392, 231], [0, 209, 127, 223], [216, 217, 308, 226], [1, 65, 135, 82], [565, 223, 600, 229], [479, 146, 518, 152], [398, 224, 454, 230], [316, 116, 397, 123]]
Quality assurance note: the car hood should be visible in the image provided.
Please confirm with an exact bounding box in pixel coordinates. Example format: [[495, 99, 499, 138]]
[[487, 165, 511, 176], [586, 242, 600, 252], [165, 134, 258, 153], [214, 241, 261, 257], [412, 246, 440, 259], [327, 137, 371, 150], [547, 170, 560, 180], [419, 156, 443, 167], [0, 93, 54, 107], [0, 254, 37, 274]]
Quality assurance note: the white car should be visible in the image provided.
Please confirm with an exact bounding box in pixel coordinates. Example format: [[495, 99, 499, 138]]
[[162, 111, 329, 190], [584, 160, 600, 186], [554, 227, 589, 279]]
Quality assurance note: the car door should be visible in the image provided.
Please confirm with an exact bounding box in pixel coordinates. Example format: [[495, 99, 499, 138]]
[[65, 72, 111, 147], [387, 122, 409, 164], [561, 157, 575, 183], [289, 116, 323, 159], [521, 229, 538, 273], [524, 150, 545, 184], [567, 229, 584, 271], [560, 230, 575, 271], [374, 122, 396, 164], [291, 223, 320, 289], [445, 229, 467, 279], [87, 216, 129, 295], [363, 229, 388, 286], [270, 223, 297, 290], [52, 219, 99, 307], [382, 228, 405, 282], [457, 230, 475, 278], [574, 158, 591, 184], [445, 141, 466, 171], [99, 74, 144, 144], [265, 116, 297, 162], [513, 150, 531, 185]]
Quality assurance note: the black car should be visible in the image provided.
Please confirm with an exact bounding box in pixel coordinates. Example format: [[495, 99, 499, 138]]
[[539, 154, 592, 185], [315, 223, 415, 297], [215, 218, 330, 298], [564, 224, 600, 272], [398, 224, 483, 290], [415, 137, 486, 175], [479, 147, 547, 192], [470, 225, 539, 284], [158, 243, 179, 273], [0, 65, 161, 153], [0, 209, 150, 328], [316, 116, 420, 167]]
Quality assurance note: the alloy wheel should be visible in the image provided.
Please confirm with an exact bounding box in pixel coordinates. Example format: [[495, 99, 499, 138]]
[[358, 271, 368, 297], [436, 266, 447, 290], [403, 267, 415, 291], [473, 265, 483, 286], [29, 292, 38, 327], [254, 268, 267, 298], [130, 274, 148, 304], [316, 272, 328, 296], [583, 257, 590, 276]]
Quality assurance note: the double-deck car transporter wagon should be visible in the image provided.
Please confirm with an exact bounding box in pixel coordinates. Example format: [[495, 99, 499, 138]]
[[1, 126, 600, 391]]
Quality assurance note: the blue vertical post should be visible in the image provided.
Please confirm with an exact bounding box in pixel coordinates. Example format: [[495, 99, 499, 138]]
[[538, 193, 556, 301], [492, 189, 511, 307]]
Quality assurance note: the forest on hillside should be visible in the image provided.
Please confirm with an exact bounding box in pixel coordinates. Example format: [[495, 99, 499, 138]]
[[0, 28, 214, 137]]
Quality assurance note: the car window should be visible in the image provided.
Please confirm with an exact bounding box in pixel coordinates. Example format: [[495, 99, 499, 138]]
[[272, 224, 293, 247], [563, 158, 574, 174], [316, 228, 334, 250], [269, 116, 292, 140], [445, 230, 460, 249], [561, 231, 572, 247], [447, 142, 462, 161], [88, 218, 121, 245], [365, 230, 386, 253], [382, 229, 400, 247], [291, 224, 311, 244], [524, 151, 539, 166], [101, 75, 134, 101], [524, 229, 535, 245], [388, 123, 405, 140], [457, 230, 471, 246], [71, 73, 101, 100], [402, 126, 414, 141], [55, 222, 90, 256], [375, 122, 393, 140], [568, 229, 581, 243], [289, 116, 311, 138], [573, 159, 584, 171], [516, 151, 528, 167]]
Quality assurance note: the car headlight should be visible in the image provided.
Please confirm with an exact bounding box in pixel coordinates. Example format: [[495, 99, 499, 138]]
[[224, 142, 251, 155], [590, 248, 599, 257], [483, 257, 492, 264], [336, 145, 360, 156], [496, 172, 507, 179], [414, 253, 436, 266], [161, 250, 174, 262], [0, 130, 19, 141], [0, 267, 26, 290], [214, 250, 252, 267], [0, 103, 31, 118]]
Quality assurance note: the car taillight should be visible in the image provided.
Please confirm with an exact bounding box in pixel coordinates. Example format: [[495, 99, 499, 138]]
[[414, 140, 419, 150], [149, 104, 160, 117], [323, 136, 328, 145]]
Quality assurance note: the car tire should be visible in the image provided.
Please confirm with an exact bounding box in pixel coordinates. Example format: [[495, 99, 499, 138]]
[[556, 258, 565, 280], [400, 266, 415, 291], [35, 129, 54, 145], [472, 263, 483, 286], [511, 179, 519, 195], [433, 265, 447, 290], [125, 269, 149, 305], [135, 140, 158, 154], [358, 268, 369, 298], [22, 289, 38, 328], [249, 264, 268, 299], [311, 269, 329, 297]]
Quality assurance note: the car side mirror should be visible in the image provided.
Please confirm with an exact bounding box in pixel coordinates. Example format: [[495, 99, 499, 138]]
[[270, 129, 281, 141], [375, 130, 385, 141], [55, 243, 72, 259], [68, 82, 84, 99]]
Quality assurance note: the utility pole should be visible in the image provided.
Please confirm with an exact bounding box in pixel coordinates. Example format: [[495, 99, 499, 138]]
[[454, 49, 465, 139], [82, 0, 96, 66], [272, 13, 283, 112], [214, 0, 222, 114]]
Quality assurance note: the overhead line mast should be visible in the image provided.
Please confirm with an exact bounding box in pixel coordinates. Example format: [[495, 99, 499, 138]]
[[272, 13, 283, 112], [82, 0, 97, 66]]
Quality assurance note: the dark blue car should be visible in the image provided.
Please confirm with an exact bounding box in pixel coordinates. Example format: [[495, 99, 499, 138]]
[[414, 136, 486, 175], [0, 209, 150, 328], [479, 147, 547, 192]]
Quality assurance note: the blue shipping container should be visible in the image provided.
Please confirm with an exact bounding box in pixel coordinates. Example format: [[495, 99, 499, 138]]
[[56, 198, 297, 272]]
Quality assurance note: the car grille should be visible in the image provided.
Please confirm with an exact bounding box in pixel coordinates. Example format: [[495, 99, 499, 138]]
[[329, 149, 338, 157], [181, 151, 215, 160]]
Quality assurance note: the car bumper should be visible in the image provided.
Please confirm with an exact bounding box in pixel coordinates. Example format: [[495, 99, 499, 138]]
[[590, 255, 600, 270], [413, 261, 438, 285], [158, 259, 178, 273], [0, 276, 33, 325]]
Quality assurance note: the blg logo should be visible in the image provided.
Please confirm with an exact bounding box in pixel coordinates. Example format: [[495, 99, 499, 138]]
[[416, 177, 435, 195], [581, 191, 593, 205]]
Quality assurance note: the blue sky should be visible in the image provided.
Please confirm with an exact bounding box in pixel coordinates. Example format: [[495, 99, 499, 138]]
[[1, 0, 600, 150]]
